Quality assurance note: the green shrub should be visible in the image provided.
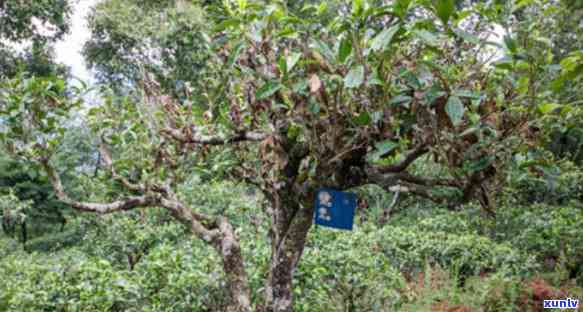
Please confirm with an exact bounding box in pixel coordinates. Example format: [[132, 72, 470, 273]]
[[24, 228, 84, 253], [492, 205, 583, 284], [506, 159, 583, 205], [0, 236, 20, 257], [296, 228, 407, 311]]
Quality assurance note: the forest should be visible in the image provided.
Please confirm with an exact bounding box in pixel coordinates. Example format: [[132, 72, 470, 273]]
[[0, 0, 582, 311]]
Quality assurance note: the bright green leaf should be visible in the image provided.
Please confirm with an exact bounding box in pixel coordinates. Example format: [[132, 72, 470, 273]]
[[504, 35, 518, 54], [370, 24, 400, 52], [517, 76, 530, 94], [352, 0, 364, 16], [338, 37, 353, 64], [353, 112, 372, 126], [538, 103, 561, 115], [435, 0, 455, 26], [278, 56, 287, 74]]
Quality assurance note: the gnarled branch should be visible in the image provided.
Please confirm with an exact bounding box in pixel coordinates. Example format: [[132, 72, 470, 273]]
[[367, 169, 457, 206], [40, 159, 158, 214], [160, 127, 267, 145], [375, 145, 429, 173], [392, 172, 459, 188]]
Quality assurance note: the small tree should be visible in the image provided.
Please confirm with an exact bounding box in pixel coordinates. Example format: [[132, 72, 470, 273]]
[[0, 1, 561, 311]]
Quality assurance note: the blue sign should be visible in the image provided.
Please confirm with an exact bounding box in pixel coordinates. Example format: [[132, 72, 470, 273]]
[[314, 188, 357, 230]]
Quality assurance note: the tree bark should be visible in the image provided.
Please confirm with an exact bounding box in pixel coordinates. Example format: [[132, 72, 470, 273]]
[[264, 193, 313, 312], [214, 217, 252, 312]]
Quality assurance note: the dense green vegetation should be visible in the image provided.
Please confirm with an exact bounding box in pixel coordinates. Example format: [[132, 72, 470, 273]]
[[1, 194, 582, 311], [1, 0, 582, 311]]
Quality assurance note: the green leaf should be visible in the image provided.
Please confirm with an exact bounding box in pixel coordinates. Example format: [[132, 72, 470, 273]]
[[435, 0, 455, 26], [312, 39, 335, 62], [344, 65, 365, 88], [445, 96, 465, 126], [278, 56, 287, 74], [276, 28, 298, 39], [389, 95, 412, 107], [214, 19, 240, 32], [517, 76, 529, 95], [538, 103, 561, 115], [317, 2, 328, 15], [453, 90, 481, 99], [309, 101, 320, 114], [370, 24, 400, 52], [456, 30, 480, 44], [256, 81, 283, 100], [503, 35, 517, 54], [493, 58, 514, 70], [414, 30, 440, 47], [353, 112, 371, 126], [512, 0, 535, 12], [352, 0, 364, 16], [228, 42, 245, 67], [286, 52, 302, 72], [367, 140, 398, 162], [466, 155, 494, 173], [338, 37, 353, 64], [292, 80, 308, 93], [560, 56, 580, 72], [394, 0, 412, 18]]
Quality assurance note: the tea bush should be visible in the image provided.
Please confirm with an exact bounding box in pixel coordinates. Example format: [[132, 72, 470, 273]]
[[1, 191, 582, 310]]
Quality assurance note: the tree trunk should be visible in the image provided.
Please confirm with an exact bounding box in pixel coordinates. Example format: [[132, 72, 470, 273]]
[[214, 217, 252, 312], [20, 220, 27, 245], [264, 194, 313, 312]]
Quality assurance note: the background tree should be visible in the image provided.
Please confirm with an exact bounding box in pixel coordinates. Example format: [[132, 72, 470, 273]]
[[0, 0, 74, 242], [0, 0, 71, 78], [83, 0, 210, 97]]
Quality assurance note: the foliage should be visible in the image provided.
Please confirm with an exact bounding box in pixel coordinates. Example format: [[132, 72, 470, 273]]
[[0, 151, 71, 237], [0, 190, 31, 240], [2, 198, 582, 311], [79, 211, 186, 270], [0, 0, 71, 78], [0, 0, 70, 42], [23, 227, 84, 253], [83, 0, 211, 95], [506, 157, 583, 205]]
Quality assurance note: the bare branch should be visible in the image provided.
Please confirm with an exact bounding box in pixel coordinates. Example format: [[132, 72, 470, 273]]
[[367, 169, 457, 205], [40, 159, 158, 214], [41, 157, 220, 240], [393, 172, 459, 188], [160, 128, 267, 145], [401, 184, 449, 204], [159, 197, 219, 243], [375, 145, 429, 173]]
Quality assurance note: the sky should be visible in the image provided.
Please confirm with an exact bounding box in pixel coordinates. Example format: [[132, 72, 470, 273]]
[[54, 0, 98, 84]]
